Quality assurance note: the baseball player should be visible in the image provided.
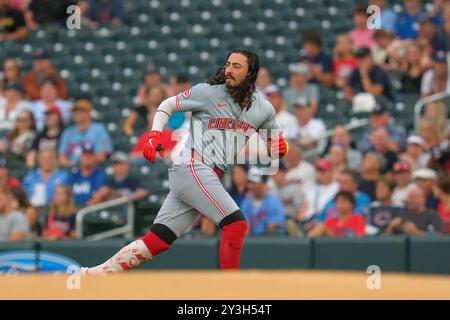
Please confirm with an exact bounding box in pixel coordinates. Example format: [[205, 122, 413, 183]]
[[82, 49, 289, 274]]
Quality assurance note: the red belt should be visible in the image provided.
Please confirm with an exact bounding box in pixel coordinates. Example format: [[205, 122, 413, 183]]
[[191, 149, 225, 179]]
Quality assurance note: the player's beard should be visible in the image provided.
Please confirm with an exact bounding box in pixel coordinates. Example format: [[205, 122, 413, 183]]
[[226, 79, 253, 109]]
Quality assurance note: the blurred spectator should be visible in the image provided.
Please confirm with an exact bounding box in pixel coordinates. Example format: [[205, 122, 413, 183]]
[[25, 0, 76, 30], [399, 42, 427, 93], [29, 78, 72, 131], [0, 57, 22, 93], [435, 175, 450, 233], [227, 164, 248, 207], [26, 106, 64, 168], [328, 144, 349, 180], [284, 97, 327, 155], [67, 142, 108, 206], [0, 190, 30, 241], [0, 81, 29, 136], [366, 175, 405, 235], [424, 101, 448, 139], [413, 168, 439, 209], [284, 141, 316, 188], [359, 151, 386, 200], [333, 34, 358, 89], [395, 0, 427, 40], [0, 156, 20, 193], [372, 30, 398, 71], [309, 191, 366, 237], [135, 64, 163, 106], [269, 162, 305, 233], [331, 126, 362, 171], [313, 169, 371, 225], [167, 73, 192, 97], [298, 31, 335, 87], [357, 103, 406, 154], [89, 151, 149, 205], [440, 2, 450, 49], [123, 84, 167, 137], [399, 135, 428, 170], [23, 149, 68, 207], [369, 0, 397, 32], [349, 4, 374, 49], [417, 16, 447, 56], [241, 167, 286, 236], [419, 117, 450, 171], [0, 110, 37, 159], [0, 0, 27, 41], [264, 87, 297, 131], [344, 47, 394, 101], [23, 49, 68, 101], [43, 184, 77, 240], [421, 50, 450, 98], [256, 66, 278, 95], [385, 185, 444, 235], [301, 159, 339, 224], [392, 161, 415, 204], [282, 62, 319, 113], [10, 185, 38, 237], [82, 0, 127, 29], [58, 99, 113, 168], [369, 127, 399, 172]]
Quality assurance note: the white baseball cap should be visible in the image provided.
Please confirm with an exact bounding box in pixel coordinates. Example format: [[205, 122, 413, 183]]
[[407, 135, 425, 147], [247, 166, 268, 183], [412, 168, 437, 181]]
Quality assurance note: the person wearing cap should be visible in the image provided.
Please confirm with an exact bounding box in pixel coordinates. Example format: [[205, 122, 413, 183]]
[[0, 0, 28, 41], [298, 31, 335, 87], [421, 49, 450, 98], [58, 99, 113, 168], [394, 0, 427, 40], [349, 4, 375, 49], [29, 78, 72, 131], [89, 151, 149, 205], [417, 15, 448, 56], [22, 49, 68, 101], [264, 86, 297, 131], [284, 97, 327, 155], [67, 142, 108, 206], [282, 61, 319, 113], [358, 151, 386, 201], [385, 185, 444, 236], [301, 159, 339, 226], [22, 149, 68, 207], [284, 140, 316, 188], [136, 64, 164, 106], [392, 161, 415, 204], [0, 80, 29, 135], [357, 102, 406, 154], [25, 105, 64, 168], [413, 168, 440, 209], [344, 46, 394, 101], [399, 135, 428, 171], [240, 166, 286, 236]]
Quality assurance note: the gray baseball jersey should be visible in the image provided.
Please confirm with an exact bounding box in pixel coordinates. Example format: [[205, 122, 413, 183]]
[[174, 83, 282, 172], [154, 83, 283, 237]]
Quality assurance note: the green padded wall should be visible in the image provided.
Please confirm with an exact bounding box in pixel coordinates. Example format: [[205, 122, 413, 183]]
[[313, 237, 408, 272], [409, 236, 450, 274], [240, 237, 312, 269]]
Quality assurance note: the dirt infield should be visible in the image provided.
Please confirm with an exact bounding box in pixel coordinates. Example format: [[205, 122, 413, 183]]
[[1, 270, 450, 299]]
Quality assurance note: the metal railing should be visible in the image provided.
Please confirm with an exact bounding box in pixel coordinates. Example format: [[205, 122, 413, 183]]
[[414, 92, 450, 133], [76, 196, 135, 241]]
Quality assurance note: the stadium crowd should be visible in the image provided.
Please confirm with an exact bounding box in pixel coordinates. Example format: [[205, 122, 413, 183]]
[[0, 0, 449, 242]]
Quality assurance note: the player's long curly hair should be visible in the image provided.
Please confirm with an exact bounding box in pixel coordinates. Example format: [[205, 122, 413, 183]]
[[207, 48, 260, 109]]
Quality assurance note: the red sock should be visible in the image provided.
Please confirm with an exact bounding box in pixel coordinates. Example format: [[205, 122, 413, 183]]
[[140, 231, 171, 256], [219, 221, 248, 269]]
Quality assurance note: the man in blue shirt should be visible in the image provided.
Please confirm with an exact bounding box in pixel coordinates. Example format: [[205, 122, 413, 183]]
[[58, 99, 113, 168], [23, 149, 68, 207], [395, 0, 427, 39], [241, 167, 286, 236], [67, 142, 108, 206], [314, 169, 371, 224], [369, 0, 397, 32], [298, 31, 335, 87]]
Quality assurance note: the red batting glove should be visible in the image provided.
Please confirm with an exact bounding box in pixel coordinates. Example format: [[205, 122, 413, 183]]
[[269, 134, 289, 159], [142, 130, 165, 164]]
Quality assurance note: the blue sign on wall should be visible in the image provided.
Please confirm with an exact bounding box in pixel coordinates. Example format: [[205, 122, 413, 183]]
[[0, 251, 80, 273]]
